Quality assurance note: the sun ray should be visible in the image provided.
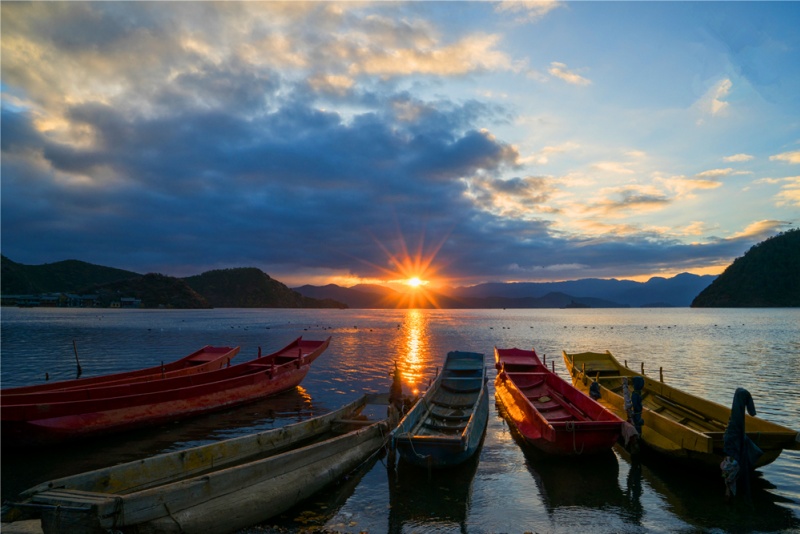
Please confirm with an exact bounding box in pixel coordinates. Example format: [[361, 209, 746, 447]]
[[352, 225, 451, 308]]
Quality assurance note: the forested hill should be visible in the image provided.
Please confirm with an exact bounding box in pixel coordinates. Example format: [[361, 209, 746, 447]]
[[692, 229, 800, 307], [1, 256, 140, 294], [85, 273, 211, 309], [183, 268, 345, 309], [2, 258, 346, 309]]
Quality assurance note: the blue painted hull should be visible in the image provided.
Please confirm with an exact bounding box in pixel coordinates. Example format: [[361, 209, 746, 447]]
[[392, 351, 489, 468]]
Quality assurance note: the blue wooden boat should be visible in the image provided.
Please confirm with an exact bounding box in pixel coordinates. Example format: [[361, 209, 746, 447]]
[[391, 351, 488, 468]]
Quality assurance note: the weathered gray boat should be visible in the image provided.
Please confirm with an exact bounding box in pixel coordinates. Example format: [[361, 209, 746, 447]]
[[391, 350, 489, 468], [2, 394, 399, 534]]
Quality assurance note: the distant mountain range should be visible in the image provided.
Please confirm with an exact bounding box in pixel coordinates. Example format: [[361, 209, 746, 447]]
[[11, 235, 799, 308], [2, 254, 714, 308], [294, 272, 716, 309]]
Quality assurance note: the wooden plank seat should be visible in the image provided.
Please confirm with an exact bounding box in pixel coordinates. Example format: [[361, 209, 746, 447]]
[[441, 383, 482, 394], [548, 414, 577, 422], [431, 400, 474, 410], [422, 421, 466, 433], [429, 411, 471, 422]]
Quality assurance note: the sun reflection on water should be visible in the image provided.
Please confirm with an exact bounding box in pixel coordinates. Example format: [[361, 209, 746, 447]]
[[398, 309, 431, 395]]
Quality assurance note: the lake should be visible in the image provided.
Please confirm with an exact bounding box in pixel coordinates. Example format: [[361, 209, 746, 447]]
[[1, 307, 798, 533]]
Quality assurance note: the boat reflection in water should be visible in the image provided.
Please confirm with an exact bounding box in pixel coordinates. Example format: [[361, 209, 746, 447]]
[[618, 447, 800, 533], [387, 453, 481, 534], [496, 400, 635, 517], [246, 447, 388, 532]]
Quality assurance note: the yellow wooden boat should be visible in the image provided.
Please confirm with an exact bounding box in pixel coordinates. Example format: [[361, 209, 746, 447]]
[[561, 350, 800, 469]]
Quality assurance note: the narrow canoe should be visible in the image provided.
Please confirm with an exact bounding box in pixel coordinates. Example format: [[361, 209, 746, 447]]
[[391, 351, 489, 468], [0, 345, 239, 406], [2, 394, 399, 534], [1, 337, 330, 447], [561, 350, 800, 468], [1, 345, 239, 395], [495, 347, 624, 455]]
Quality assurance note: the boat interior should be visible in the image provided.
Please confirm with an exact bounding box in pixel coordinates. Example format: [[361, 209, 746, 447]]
[[507, 372, 588, 424], [414, 356, 485, 438]]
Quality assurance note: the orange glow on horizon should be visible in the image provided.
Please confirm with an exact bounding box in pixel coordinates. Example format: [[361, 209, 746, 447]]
[[621, 265, 727, 283], [354, 227, 450, 308], [338, 225, 725, 298]]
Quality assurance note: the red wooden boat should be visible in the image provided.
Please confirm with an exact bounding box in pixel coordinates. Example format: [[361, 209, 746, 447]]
[[494, 347, 624, 455], [1, 337, 330, 447], [1, 346, 240, 396]]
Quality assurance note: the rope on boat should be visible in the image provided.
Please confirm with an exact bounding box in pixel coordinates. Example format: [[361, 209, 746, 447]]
[[368, 423, 394, 469], [111, 496, 124, 531], [566, 421, 585, 455], [405, 432, 431, 462], [163, 502, 182, 530]]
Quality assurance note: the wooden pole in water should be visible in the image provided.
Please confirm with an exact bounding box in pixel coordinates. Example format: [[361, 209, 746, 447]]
[[72, 340, 83, 379]]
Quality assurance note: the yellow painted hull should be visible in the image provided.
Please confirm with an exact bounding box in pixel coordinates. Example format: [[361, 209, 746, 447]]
[[561, 350, 799, 469]]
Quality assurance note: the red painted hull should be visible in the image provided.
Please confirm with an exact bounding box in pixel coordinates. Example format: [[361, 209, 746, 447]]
[[2, 337, 330, 447], [494, 347, 623, 455], [1, 346, 239, 396]]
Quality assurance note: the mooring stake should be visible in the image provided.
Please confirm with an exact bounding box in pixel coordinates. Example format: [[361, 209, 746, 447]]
[[72, 340, 83, 379]]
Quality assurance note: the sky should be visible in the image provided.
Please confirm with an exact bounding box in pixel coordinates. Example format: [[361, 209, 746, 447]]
[[2, 1, 799, 290]]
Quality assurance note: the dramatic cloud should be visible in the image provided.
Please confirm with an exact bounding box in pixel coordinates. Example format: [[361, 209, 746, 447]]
[[658, 176, 723, 199], [583, 185, 671, 217], [465, 174, 559, 218], [2, 1, 798, 286], [730, 219, 793, 240]]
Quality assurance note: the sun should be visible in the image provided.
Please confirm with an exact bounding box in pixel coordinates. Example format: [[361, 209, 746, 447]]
[[406, 277, 425, 288], [356, 225, 451, 307]]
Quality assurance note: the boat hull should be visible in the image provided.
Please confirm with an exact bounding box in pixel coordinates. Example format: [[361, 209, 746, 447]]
[[561, 350, 800, 469], [2, 337, 329, 447], [107, 423, 389, 534], [494, 347, 623, 456], [395, 389, 489, 468], [6, 395, 397, 534], [1, 346, 239, 395], [392, 351, 489, 469]]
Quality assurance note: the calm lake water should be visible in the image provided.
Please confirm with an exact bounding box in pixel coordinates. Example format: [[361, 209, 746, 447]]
[[1, 307, 798, 533]]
